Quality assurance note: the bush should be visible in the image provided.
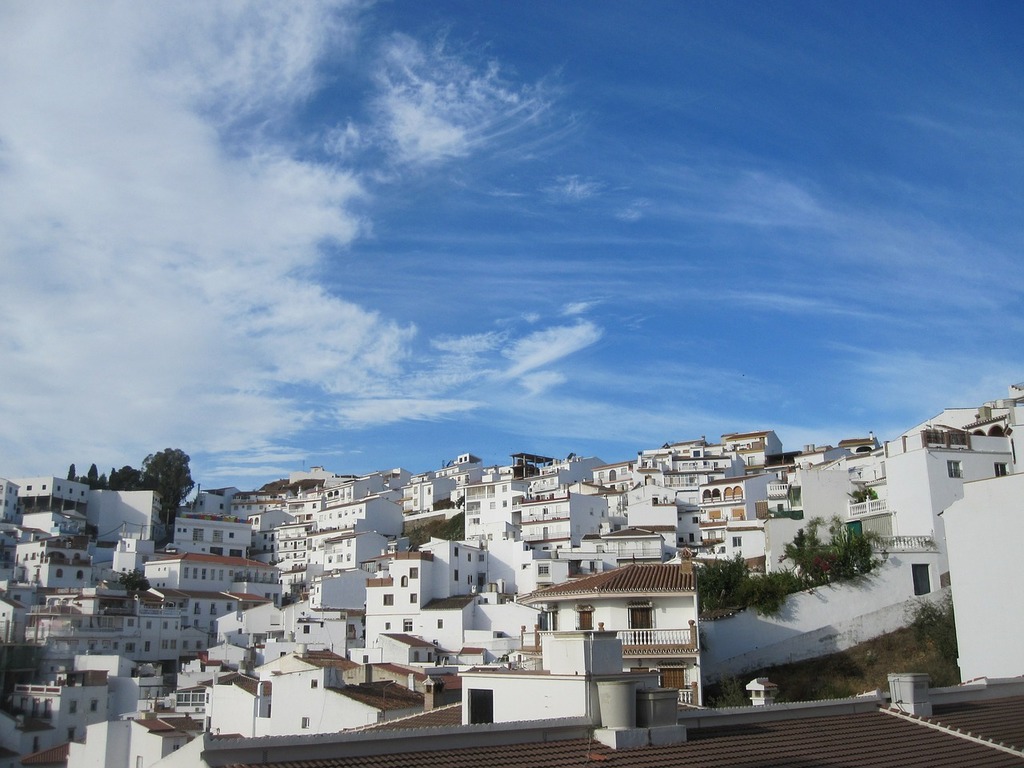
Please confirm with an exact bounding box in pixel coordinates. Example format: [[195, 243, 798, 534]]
[[909, 594, 958, 665]]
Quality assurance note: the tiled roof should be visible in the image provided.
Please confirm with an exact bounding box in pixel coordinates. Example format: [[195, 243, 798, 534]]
[[300, 650, 360, 670], [523, 564, 696, 600], [381, 633, 437, 648], [20, 741, 69, 765], [153, 552, 273, 568], [927, 696, 1024, 751], [216, 672, 263, 696], [218, 705, 1024, 768], [359, 703, 463, 731], [603, 527, 672, 537], [331, 681, 424, 711], [421, 595, 475, 611]]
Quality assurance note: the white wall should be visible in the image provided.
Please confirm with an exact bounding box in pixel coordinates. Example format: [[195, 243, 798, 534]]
[[700, 556, 943, 681], [944, 472, 1024, 681]]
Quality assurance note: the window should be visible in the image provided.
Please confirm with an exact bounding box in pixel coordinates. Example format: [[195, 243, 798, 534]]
[[76, 570, 83, 579], [454, 569, 459, 581], [538, 564, 549, 576], [576, 606, 594, 630], [410, 593, 417, 604], [193, 529, 204, 541], [69, 701, 77, 714], [55, 568, 63, 577], [468, 689, 494, 724], [310, 679, 318, 688], [732, 537, 742, 548], [303, 624, 310, 634], [912, 564, 931, 596], [628, 603, 653, 629], [144, 641, 151, 651], [409, 567, 419, 579], [194, 603, 201, 614], [383, 594, 394, 606], [384, 622, 391, 630], [995, 462, 1009, 477], [437, 619, 444, 629], [90, 699, 98, 712], [301, 716, 310, 729], [403, 619, 413, 632], [947, 460, 963, 479]]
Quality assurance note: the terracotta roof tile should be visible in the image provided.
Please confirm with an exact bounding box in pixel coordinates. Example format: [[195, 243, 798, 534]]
[[219, 708, 1024, 767], [523, 563, 695, 600], [20, 741, 69, 765]]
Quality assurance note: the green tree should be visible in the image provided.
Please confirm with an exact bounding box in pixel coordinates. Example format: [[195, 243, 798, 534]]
[[117, 569, 150, 592], [109, 465, 144, 491], [67, 464, 77, 482], [86, 463, 100, 489], [697, 554, 748, 613], [141, 448, 194, 525]]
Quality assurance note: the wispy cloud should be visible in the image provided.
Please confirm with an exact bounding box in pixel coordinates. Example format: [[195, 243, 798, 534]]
[[543, 174, 603, 202], [371, 33, 551, 166], [501, 321, 603, 380]]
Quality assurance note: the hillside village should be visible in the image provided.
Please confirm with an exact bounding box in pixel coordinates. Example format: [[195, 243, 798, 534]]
[[0, 383, 1022, 767]]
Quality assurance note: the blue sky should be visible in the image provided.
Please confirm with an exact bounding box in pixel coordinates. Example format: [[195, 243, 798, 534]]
[[1, 1, 1022, 489]]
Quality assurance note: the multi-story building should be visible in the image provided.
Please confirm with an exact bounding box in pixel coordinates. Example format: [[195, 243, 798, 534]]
[[517, 492, 610, 551], [12, 477, 90, 516], [14, 535, 93, 588], [171, 512, 252, 558], [521, 562, 702, 704]]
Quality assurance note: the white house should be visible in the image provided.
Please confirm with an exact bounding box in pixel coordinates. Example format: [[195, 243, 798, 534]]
[[86, 489, 160, 543], [943, 471, 1023, 681], [171, 512, 252, 558], [521, 562, 701, 704]]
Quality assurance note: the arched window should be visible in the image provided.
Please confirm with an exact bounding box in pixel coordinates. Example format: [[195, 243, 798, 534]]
[[723, 488, 734, 501], [989, 425, 1005, 437], [401, 575, 409, 588], [732, 486, 743, 500], [76, 570, 84, 579], [609, 469, 617, 482], [711, 488, 722, 501], [55, 568, 63, 577], [702, 490, 712, 502]]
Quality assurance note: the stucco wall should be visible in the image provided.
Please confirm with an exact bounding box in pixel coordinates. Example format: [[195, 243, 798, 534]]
[[700, 556, 944, 682]]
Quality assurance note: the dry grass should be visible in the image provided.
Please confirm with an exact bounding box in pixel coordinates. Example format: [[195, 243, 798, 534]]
[[706, 626, 960, 705]]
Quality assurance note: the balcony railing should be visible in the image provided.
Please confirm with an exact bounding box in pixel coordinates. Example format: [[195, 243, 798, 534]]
[[618, 627, 698, 655], [848, 498, 889, 519], [876, 535, 937, 552], [517, 626, 698, 656]]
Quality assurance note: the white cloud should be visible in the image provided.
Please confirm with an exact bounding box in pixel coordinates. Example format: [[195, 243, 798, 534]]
[[501, 321, 603, 380], [0, 2, 415, 475], [371, 33, 550, 166], [543, 174, 603, 202], [336, 398, 481, 427], [562, 300, 599, 317]]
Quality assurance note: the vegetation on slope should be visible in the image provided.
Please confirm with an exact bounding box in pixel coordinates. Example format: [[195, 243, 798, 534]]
[[698, 516, 878, 616], [706, 594, 960, 705]]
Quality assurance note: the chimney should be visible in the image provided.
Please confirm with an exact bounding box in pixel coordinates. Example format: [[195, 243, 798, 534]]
[[424, 677, 444, 711], [888, 673, 932, 716], [746, 678, 778, 706]]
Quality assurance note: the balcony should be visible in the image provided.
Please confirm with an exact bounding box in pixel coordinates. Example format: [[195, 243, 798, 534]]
[[517, 626, 699, 657], [618, 626, 698, 656], [848, 498, 889, 519], [766, 483, 789, 500]]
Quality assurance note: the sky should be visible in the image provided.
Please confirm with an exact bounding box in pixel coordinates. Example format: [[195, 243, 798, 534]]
[[1, 1, 1022, 490]]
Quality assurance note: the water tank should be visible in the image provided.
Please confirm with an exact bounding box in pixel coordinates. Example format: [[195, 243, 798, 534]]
[[596, 680, 636, 729], [635, 688, 678, 727]]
